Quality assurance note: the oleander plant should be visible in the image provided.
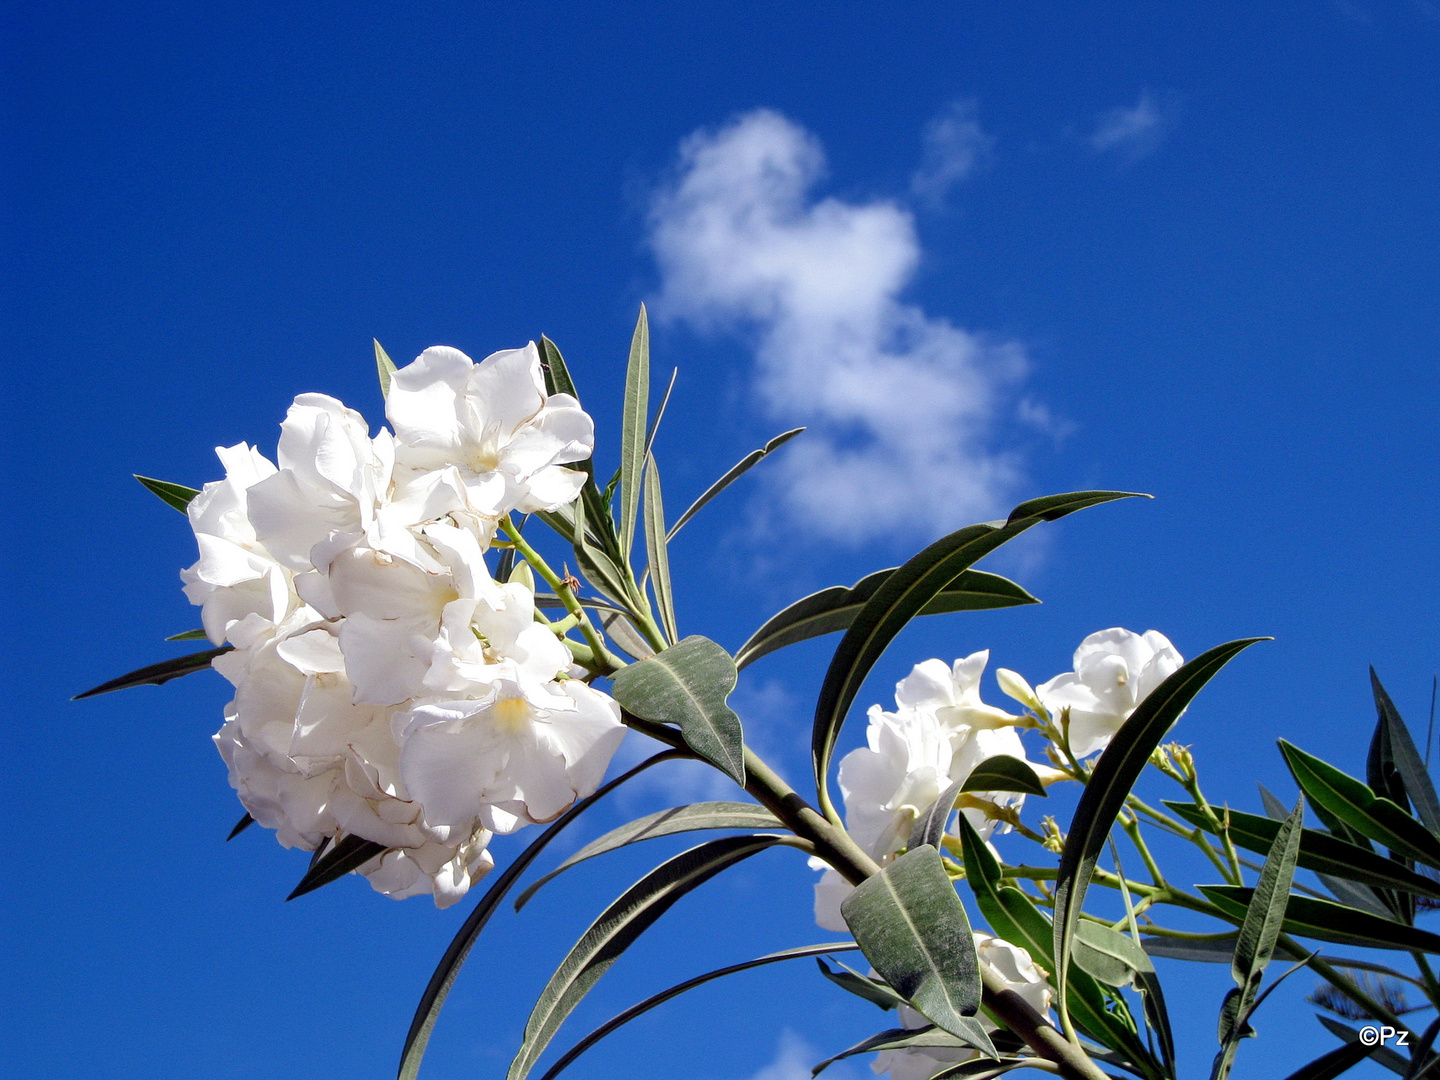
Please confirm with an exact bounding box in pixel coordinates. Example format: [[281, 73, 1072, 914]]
[[80, 307, 1440, 1080]]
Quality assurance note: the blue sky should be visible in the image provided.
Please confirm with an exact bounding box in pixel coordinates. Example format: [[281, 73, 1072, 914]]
[[4, 3, 1439, 1078]]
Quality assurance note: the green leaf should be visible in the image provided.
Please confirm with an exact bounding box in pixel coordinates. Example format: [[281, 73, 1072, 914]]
[[286, 834, 387, 901], [908, 776, 968, 853], [537, 335, 581, 400], [1072, 921, 1154, 988], [513, 801, 782, 910], [643, 367, 677, 461], [815, 956, 908, 1010], [961, 755, 1048, 798], [506, 834, 783, 1080], [642, 453, 678, 645], [1199, 884, 1440, 952], [134, 474, 200, 514], [226, 812, 254, 841], [813, 491, 1143, 818], [611, 636, 745, 785], [736, 567, 1037, 671], [840, 845, 994, 1057], [165, 629, 209, 641], [1211, 798, 1304, 1080], [666, 426, 805, 542], [595, 609, 656, 661], [1052, 637, 1265, 1020], [932, 1061, 1041, 1080], [374, 338, 397, 398], [1280, 1041, 1378, 1080], [398, 751, 681, 1080], [1278, 740, 1440, 871], [954, 816, 1161, 1076], [568, 488, 632, 606], [1317, 1017, 1410, 1076], [533, 943, 861, 1080], [1372, 667, 1440, 834], [73, 646, 232, 699], [1163, 801, 1440, 900], [811, 1025, 981, 1077], [619, 303, 649, 560]]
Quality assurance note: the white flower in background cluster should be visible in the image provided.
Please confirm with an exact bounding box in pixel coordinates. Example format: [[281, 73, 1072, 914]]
[[811, 652, 1061, 932], [872, 933, 1052, 1080], [1007, 628, 1183, 760], [183, 343, 624, 908]]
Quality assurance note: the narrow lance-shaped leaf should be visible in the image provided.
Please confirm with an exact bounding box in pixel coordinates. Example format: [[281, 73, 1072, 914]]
[[1279, 1041, 1376, 1080], [1052, 638, 1266, 1027], [227, 813, 254, 841], [908, 776, 968, 853], [73, 646, 233, 699], [816, 956, 908, 1010], [568, 485, 631, 607], [1372, 667, 1440, 835], [611, 636, 745, 786], [811, 1025, 981, 1077], [287, 834, 388, 901], [666, 426, 805, 542], [642, 367, 677, 460], [1317, 1017, 1412, 1076], [374, 338, 397, 398], [135, 474, 200, 514], [1211, 797, 1304, 1080], [506, 834, 785, 1080], [1162, 801, 1440, 900], [931, 1062, 1038, 1080], [1198, 885, 1440, 952], [596, 609, 656, 662], [1279, 740, 1440, 871], [165, 629, 209, 641], [536, 943, 862, 1080], [961, 755, 1048, 798], [643, 453, 678, 645], [619, 303, 649, 560], [737, 568, 1037, 672], [813, 491, 1144, 820], [840, 845, 995, 1058], [514, 801, 781, 911], [397, 751, 682, 1080]]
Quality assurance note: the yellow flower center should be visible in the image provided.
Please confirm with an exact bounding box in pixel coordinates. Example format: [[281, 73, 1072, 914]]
[[492, 697, 532, 733]]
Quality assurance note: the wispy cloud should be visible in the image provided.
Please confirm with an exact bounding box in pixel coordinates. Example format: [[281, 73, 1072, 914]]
[[745, 1032, 849, 1080], [1089, 91, 1174, 161], [911, 99, 992, 207], [648, 109, 1031, 545]]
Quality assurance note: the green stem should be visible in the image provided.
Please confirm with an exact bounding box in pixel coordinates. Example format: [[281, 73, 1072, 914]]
[[501, 516, 615, 674]]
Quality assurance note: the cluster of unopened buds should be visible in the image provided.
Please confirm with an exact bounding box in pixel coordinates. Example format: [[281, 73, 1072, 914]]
[[184, 344, 625, 907]]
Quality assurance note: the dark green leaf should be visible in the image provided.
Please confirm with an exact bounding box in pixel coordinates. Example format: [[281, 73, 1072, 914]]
[[226, 813, 254, 841], [165, 629, 209, 641], [841, 845, 993, 1056], [932, 1061, 1040, 1080], [1318, 1017, 1410, 1076], [619, 304, 649, 560], [286, 834, 386, 901], [398, 751, 682, 1080], [1372, 668, 1440, 835], [1142, 936, 1239, 964], [1053, 638, 1265, 1021], [909, 777, 967, 853], [1199, 885, 1440, 952], [534, 943, 861, 1080], [135, 474, 200, 514], [1162, 801, 1440, 900], [513, 801, 781, 910], [73, 646, 232, 699], [642, 454, 678, 645], [666, 427, 805, 542], [812, 1025, 981, 1077], [611, 636, 745, 785], [961, 755, 1048, 798], [1281, 1041, 1379, 1080], [1211, 798, 1304, 1080], [506, 834, 784, 1080], [537, 335, 580, 400], [816, 956, 907, 1010], [374, 338, 397, 398], [736, 568, 1037, 671], [814, 491, 1143, 819], [1279, 741, 1440, 871]]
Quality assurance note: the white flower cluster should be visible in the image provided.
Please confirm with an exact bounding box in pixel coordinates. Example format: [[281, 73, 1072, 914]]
[[181, 344, 626, 908]]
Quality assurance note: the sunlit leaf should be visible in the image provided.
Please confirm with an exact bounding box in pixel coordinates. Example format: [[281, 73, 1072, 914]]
[[374, 338, 397, 398], [642, 453, 678, 645], [1199, 885, 1440, 952], [666, 427, 804, 542], [619, 304, 649, 560]]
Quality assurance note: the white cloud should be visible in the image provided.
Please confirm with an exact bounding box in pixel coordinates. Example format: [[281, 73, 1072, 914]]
[[911, 99, 992, 206], [745, 1032, 836, 1080], [649, 109, 1029, 545], [1088, 91, 1172, 161]]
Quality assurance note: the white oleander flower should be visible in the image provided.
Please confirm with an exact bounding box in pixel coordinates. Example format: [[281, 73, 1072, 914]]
[[359, 831, 495, 909], [398, 677, 626, 835], [872, 934, 1051, 1080], [386, 343, 594, 518], [181, 442, 294, 646], [1036, 628, 1184, 759]]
